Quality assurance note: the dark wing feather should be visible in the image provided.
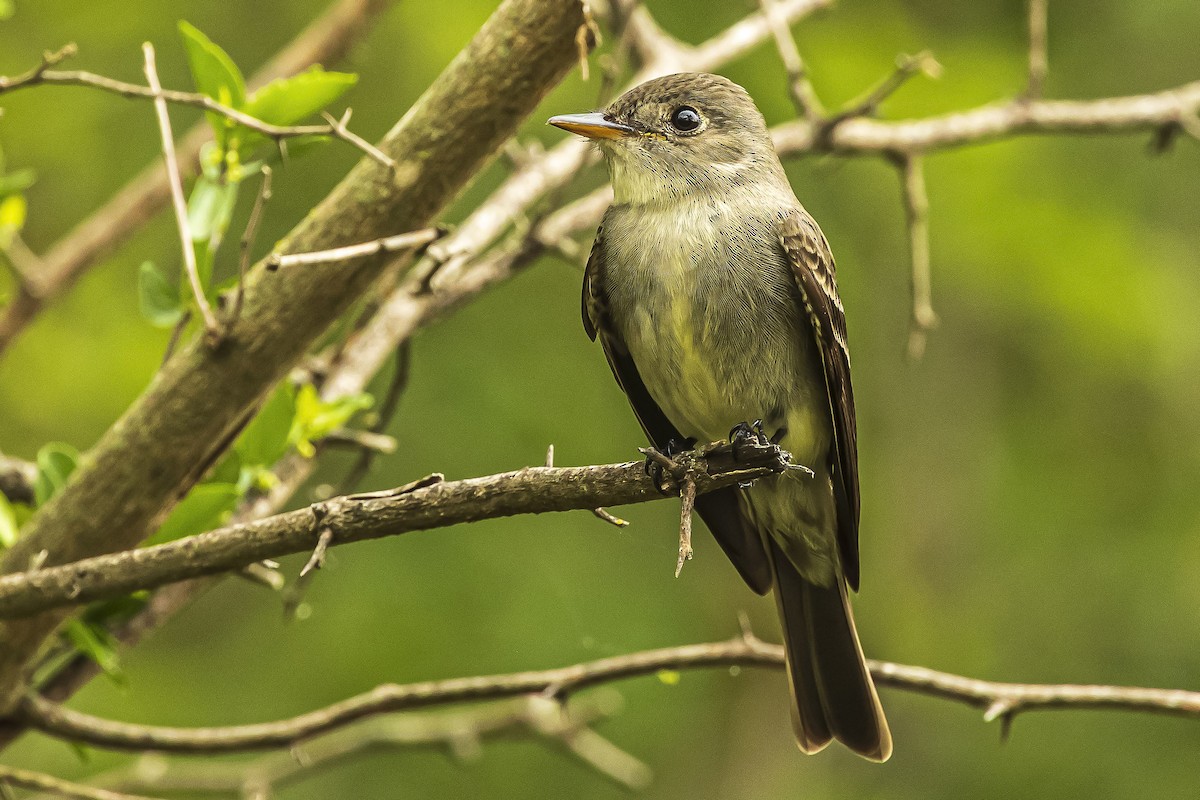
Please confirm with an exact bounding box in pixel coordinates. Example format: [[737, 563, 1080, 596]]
[[583, 226, 772, 595], [778, 211, 862, 590]]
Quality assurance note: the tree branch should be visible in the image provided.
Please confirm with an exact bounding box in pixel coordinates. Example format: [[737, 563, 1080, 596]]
[[774, 80, 1200, 155], [0, 441, 790, 619], [0, 0, 590, 714], [13, 631, 1199, 756], [0, 0, 395, 357], [0, 764, 162, 800], [0, 54, 393, 170], [94, 694, 647, 796]]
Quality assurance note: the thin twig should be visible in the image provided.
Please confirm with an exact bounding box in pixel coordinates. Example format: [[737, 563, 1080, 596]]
[[17, 630, 1200, 755], [0, 764, 163, 800], [0, 54, 393, 171], [0, 0, 396, 357], [320, 109, 396, 171], [675, 477, 696, 577], [1025, 0, 1048, 100], [757, 0, 824, 119], [160, 308, 192, 366], [266, 228, 443, 270], [320, 429, 397, 454], [142, 43, 220, 341], [591, 507, 629, 527], [340, 342, 411, 490], [895, 153, 938, 359], [229, 165, 273, 333], [830, 50, 942, 125]]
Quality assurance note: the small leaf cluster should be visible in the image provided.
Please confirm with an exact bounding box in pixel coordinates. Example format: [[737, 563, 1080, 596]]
[[138, 22, 357, 330]]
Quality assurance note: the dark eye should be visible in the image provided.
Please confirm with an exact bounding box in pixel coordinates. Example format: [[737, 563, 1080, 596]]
[[670, 106, 701, 132]]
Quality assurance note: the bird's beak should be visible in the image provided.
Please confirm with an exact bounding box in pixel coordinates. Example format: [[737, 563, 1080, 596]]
[[547, 112, 634, 140]]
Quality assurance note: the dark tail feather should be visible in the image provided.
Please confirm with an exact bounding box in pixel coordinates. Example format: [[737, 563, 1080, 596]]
[[768, 539, 892, 761]]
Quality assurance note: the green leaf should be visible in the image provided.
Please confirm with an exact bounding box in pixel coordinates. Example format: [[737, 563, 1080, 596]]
[[0, 193, 26, 248], [244, 68, 357, 128], [288, 384, 373, 459], [63, 619, 125, 686], [0, 167, 35, 197], [33, 443, 79, 507], [0, 494, 18, 550], [0, 0, 13, 21], [264, 134, 332, 164], [237, 384, 296, 467], [148, 482, 240, 545], [178, 21, 247, 149], [187, 175, 239, 247], [138, 261, 185, 328]]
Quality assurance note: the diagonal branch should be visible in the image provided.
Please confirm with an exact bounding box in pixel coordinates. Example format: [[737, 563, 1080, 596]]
[[0, 440, 791, 619], [14, 631, 1200, 755]]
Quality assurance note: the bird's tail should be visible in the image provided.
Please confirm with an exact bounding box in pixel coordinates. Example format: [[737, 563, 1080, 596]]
[[768, 538, 892, 761]]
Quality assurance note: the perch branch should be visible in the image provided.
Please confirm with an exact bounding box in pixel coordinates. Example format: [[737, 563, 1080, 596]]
[[0, 441, 791, 619], [15, 630, 1200, 755]]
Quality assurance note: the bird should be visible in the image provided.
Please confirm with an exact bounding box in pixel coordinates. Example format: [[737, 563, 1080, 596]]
[[548, 72, 891, 761]]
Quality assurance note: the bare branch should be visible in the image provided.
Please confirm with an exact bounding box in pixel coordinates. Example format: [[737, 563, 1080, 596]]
[[0, 440, 792, 619], [266, 228, 443, 270], [320, 109, 397, 171], [0, 58, 393, 171], [591, 507, 629, 527], [829, 50, 942, 124], [0, 0, 395, 357], [773, 80, 1200, 155], [16, 631, 1200, 755], [756, 0, 825, 119], [0, 764, 162, 800], [142, 43, 220, 341], [93, 694, 643, 796], [894, 153, 937, 359], [1025, 0, 1049, 100]]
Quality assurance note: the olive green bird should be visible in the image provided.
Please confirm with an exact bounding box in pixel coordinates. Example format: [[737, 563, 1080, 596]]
[[550, 73, 891, 761]]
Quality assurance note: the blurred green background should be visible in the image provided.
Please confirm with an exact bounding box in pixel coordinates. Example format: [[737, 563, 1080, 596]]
[[2, 0, 1200, 796]]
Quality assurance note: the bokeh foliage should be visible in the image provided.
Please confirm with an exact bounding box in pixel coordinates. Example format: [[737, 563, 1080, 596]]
[[1, 0, 1199, 797]]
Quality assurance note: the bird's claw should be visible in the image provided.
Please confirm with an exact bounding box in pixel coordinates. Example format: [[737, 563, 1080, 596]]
[[642, 437, 696, 494], [729, 420, 775, 461]]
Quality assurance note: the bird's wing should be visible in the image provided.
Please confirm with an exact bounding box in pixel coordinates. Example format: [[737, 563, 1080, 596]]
[[778, 210, 862, 590], [583, 226, 772, 595]]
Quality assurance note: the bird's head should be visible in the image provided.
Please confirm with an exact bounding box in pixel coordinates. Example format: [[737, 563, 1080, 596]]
[[549, 73, 784, 206]]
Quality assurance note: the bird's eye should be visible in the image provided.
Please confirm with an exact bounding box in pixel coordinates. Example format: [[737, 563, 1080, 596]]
[[670, 106, 702, 133]]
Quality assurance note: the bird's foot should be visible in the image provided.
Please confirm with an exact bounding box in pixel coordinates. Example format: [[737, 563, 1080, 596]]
[[641, 437, 697, 494], [729, 420, 771, 461]]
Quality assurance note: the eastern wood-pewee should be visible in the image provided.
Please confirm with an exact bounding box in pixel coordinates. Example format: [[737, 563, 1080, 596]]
[[550, 73, 891, 760]]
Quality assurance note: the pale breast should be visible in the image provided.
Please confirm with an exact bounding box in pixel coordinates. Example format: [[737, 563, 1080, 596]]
[[601, 190, 828, 458]]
